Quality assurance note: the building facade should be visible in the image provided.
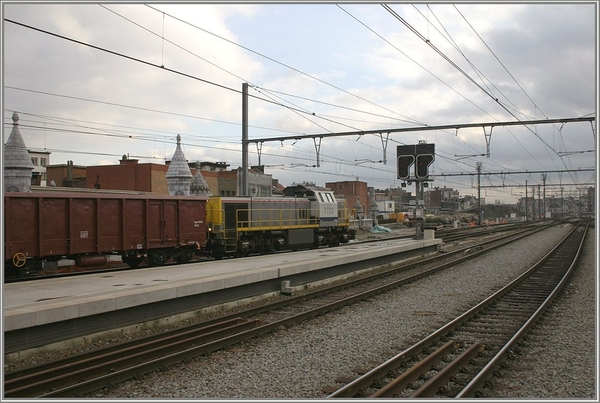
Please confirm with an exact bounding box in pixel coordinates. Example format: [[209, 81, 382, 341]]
[[326, 180, 369, 217], [29, 150, 51, 186]]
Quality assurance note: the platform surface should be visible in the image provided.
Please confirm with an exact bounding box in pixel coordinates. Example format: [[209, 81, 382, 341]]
[[3, 237, 441, 332]]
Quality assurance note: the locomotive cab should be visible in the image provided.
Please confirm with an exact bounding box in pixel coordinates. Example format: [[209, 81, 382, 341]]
[[305, 188, 339, 227]]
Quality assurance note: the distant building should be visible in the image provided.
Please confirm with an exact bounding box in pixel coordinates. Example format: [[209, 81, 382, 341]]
[[376, 200, 396, 218], [425, 186, 460, 214], [165, 134, 193, 196], [4, 112, 34, 192], [190, 162, 212, 196], [46, 160, 87, 188], [29, 150, 51, 186], [326, 180, 369, 217], [84, 156, 169, 193], [517, 196, 536, 220], [46, 157, 275, 197]]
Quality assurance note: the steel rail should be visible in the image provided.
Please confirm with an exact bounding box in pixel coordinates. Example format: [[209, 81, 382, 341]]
[[4, 223, 557, 397], [327, 222, 586, 398], [455, 222, 589, 398], [4, 318, 261, 397]]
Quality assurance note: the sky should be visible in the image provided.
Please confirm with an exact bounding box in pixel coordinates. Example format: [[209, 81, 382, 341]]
[[2, 2, 597, 204]]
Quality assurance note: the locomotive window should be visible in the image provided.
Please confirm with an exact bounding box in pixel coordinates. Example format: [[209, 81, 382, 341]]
[[318, 192, 325, 202]]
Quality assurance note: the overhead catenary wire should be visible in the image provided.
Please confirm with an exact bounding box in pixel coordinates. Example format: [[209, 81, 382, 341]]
[[336, 4, 562, 177], [5, 14, 395, 145], [4, 7, 592, 200], [381, 4, 569, 163], [3, 18, 362, 132], [144, 4, 420, 126], [4, 12, 468, 181]]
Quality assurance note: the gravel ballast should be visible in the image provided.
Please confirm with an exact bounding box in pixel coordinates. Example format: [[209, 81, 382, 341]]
[[84, 223, 596, 399]]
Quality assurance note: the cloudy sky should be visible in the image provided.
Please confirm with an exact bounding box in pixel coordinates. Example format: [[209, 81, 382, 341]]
[[2, 2, 597, 203]]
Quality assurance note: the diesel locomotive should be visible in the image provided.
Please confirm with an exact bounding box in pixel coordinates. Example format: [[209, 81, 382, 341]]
[[205, 184, 354, 259], [4, 184, 355, 278]]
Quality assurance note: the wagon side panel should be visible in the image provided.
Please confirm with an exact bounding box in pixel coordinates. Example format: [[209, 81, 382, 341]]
[[96, 198, 123, 253], [178, 199, 207, 246], [4, 195, 40, 260], [69, 198, 97, 254], [122, 198, 146, 251], [39, 197, 70, 256]]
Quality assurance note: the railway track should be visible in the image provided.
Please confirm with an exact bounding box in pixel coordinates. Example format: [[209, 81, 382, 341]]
[[326, 221, 588, 398], [3, 221, 537, 283], [3, 221, 561, 398], [4, 224, 536, 284]]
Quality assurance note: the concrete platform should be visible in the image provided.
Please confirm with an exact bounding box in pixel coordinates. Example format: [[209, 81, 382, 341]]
[[3, 237, 441, 353]]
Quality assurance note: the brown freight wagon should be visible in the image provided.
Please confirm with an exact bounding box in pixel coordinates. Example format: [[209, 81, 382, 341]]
[[4, 192, 208, 278]]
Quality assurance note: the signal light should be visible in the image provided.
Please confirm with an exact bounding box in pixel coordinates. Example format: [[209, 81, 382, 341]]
[[416, 154, 434, 178], [397, 155, 415, 180]]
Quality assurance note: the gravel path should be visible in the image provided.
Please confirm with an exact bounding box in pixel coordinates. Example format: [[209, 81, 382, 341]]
[[87, 222, 596, 399]]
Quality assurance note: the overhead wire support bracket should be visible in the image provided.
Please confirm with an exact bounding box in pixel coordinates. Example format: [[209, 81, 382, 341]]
[[313, 137, 322, 167], [256, 141, 263, 166], [483, 126, 493, 157], [380, 132, 390, 164]]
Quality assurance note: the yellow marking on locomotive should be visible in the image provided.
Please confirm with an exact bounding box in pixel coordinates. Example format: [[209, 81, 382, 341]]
[[236, 209, 319, 231], [206, 197, 351, 235], [206, 197, 225, 228]]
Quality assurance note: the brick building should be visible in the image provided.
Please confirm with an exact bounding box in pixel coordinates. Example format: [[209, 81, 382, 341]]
[[325, 180, 369, 217], [46, 156, 273, 197], [46, 160, 87, 187]]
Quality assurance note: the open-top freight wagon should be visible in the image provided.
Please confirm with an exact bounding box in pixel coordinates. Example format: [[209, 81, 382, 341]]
[[4, 192, 208, 278], [4, 185, 355, 279]]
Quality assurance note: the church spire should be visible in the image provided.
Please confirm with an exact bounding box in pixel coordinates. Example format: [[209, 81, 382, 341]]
[[4, 112, 34, 192], [166, 134, 193, 196]]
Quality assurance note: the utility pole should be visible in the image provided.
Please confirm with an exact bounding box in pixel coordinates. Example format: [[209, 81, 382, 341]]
[[531, 185, 535, 221], [415, 180, 422, 240], [541, 173, 547, 219], [525, 180, 528, 221], [537, 185, 541, 220], [241, 82, 249, 196], [476, 162, 482, 225], [561, 187, 564, 217]]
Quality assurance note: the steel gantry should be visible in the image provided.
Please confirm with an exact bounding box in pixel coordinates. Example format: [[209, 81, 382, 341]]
[[239, 83, 595, 195]]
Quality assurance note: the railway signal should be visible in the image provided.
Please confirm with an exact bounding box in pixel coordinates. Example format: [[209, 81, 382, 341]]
[[397, 155, 415, 180], [397, 143, 435, 180], [397, 142, 435, 241], [416, 154, 434, 178]]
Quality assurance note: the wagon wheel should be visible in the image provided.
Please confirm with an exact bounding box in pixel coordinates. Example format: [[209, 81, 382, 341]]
[[147, 250, 167, 267], [12, 253, 27, 268], [175, 250, 194, 264], [123, 256, 144, 268]]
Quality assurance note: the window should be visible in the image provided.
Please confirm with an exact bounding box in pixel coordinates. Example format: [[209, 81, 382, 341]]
[[31, 157, 38, 165], [40, 158, 47, 166]]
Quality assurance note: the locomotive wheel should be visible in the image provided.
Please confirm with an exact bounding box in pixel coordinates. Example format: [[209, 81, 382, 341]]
[[234, 250, 248, 258], [12, 253, 27, 268], [328, 237, 340, 247]]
